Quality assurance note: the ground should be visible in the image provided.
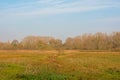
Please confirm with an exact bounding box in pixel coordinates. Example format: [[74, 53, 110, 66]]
[[0, 50, 120, 80]]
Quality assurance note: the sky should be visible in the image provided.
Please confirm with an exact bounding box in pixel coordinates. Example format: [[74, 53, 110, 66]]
[[0, 0, 120, 42]]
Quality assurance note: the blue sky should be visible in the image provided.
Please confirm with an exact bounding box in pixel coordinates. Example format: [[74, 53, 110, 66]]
[[0, 0, 120, 41]]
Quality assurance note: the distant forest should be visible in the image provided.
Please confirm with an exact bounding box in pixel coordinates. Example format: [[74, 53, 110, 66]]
[[0, 32, 120, 51]]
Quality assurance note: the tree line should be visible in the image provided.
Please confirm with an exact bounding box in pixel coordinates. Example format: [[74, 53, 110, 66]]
[[0, 32, 120, 51]]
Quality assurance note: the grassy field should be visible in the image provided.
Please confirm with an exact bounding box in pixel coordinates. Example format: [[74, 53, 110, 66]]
[[0, 50, 120, 80]]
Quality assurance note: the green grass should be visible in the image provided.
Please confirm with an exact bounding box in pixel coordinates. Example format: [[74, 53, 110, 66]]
[[0, 50, 120, 80]]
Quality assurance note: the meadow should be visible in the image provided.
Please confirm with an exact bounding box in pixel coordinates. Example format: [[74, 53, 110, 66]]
[[0, 50, 120, 80]]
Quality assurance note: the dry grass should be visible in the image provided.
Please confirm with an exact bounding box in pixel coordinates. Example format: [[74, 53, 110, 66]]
[[0, 50, 120, 80]]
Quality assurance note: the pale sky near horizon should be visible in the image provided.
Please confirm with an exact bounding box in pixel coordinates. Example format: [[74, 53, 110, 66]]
[[0, 0, 120, 42]]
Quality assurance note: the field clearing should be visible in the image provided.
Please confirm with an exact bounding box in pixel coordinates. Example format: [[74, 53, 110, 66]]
[[0, 50, 120, 80]]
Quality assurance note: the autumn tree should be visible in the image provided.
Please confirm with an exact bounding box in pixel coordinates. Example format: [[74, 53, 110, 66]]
[[64, 37, 75, 49], [20, 36, 54, 50], [49, 39, 63, 53], [0, 32, 120, 51], [0, 41, 12, 50], [11, 40, 19, 49], [112, 32, 120, 51]]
